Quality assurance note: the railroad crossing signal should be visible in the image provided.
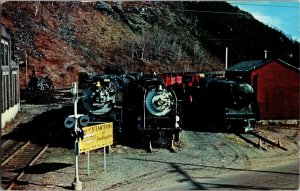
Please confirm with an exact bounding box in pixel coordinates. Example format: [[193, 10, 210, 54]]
[[64, 115, 90, 140], [79, 115, 89, 127], [64, 117, 75, 129], [64, 115, 90, 129]]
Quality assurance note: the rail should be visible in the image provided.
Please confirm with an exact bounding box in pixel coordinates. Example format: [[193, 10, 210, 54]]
[[235, 130, 288, 151], [1, 117, 64, 190]]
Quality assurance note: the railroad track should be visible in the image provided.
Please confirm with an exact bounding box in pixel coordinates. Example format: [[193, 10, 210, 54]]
[[1, 142, 50, 190], [1, 114, 65, 190], [235, 130, 288, 151]]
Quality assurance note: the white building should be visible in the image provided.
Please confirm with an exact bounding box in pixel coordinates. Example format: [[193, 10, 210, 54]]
[[1, 23, 20, 128]]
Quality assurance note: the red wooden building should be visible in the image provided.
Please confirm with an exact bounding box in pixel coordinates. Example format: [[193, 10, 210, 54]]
[[226, 59, 299, 120]]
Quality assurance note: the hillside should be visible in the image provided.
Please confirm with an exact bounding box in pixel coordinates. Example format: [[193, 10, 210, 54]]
[[1, 1, 299, 88]]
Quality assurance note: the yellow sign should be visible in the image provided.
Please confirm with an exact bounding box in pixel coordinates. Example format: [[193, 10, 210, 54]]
[[79, 122, 113, 153]]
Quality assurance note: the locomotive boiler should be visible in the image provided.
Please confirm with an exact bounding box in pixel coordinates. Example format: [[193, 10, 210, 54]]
[[126, 74, 182, 152], [188, 78, 260, 132]]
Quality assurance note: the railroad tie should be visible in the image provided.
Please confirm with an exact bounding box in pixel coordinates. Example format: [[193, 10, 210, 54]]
[[257, 138, 261, 148]]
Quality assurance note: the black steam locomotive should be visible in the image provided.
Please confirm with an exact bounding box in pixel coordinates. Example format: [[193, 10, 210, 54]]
[[78, 72, 182, 151], [78, 72, 125, 140], [125, 74, 182, 152], [186, 78, 260, 132]]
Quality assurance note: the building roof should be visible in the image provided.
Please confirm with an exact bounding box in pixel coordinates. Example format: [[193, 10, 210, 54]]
[[227, 59, 299, 72], [1, 23, 11, 39], [227, 60, 265, 72]]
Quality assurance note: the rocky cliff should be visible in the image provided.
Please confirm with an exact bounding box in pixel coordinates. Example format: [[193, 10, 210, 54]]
[[1, 2, 298, 88]]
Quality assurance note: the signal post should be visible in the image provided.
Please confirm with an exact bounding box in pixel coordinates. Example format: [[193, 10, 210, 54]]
[[64, 82, 113, 190]]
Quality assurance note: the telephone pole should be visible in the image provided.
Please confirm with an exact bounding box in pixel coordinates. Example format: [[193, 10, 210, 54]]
[[225, 47, 228, 70]]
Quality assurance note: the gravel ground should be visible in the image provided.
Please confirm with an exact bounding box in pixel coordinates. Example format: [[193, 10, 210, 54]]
[[2, 104, 299, 190]]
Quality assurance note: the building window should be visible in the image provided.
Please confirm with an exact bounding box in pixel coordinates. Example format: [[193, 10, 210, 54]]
[[1, 40, 9, 66], [5, 44, 8, 66], [1, 43, 4, 65], [2, 74, 7, 111], [12, 74, 16, 105], [6, 75, 9, 110]]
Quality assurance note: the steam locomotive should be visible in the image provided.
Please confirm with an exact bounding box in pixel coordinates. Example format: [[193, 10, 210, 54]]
[[186, 77, 260, 132], [125, 74, 182, 152], [78, 72, 182, 151], [78, 72, 125, 140]]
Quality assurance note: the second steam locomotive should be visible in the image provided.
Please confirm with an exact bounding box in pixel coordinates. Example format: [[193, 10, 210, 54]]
[[185, 77, 260, 132]]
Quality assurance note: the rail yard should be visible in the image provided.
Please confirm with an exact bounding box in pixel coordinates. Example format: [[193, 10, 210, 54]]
[[1, 2, 299, 190], [1, 103, 298, 190]]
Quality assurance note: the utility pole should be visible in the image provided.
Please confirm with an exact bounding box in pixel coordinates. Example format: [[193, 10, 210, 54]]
[[264, 50, 268, 59], [0, 3, 3, 186], [25, 52, 28, 87], [225, 47, 228, 70]]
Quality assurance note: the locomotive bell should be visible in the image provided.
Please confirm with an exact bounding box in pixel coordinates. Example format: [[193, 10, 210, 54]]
[[157, 85, 163, 91], [96, 81, 101, 87]]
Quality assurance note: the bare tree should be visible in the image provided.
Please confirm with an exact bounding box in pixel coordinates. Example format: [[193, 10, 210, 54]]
[[34, 1, 40, 16], [151, 26, 167, 56], [193, 41, 203, 62], [140, 42, 146, 60], [129, 40, 137, 60]]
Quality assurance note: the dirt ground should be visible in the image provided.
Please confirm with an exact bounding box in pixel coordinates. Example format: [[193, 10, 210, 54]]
[[1, 104, 299, 190]]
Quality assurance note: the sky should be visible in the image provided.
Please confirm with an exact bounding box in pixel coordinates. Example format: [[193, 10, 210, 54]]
[[228, 1, 300, 42]]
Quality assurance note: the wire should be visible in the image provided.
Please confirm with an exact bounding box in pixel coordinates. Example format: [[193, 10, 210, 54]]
[[163, 8, 248, 15], [230, 2, 299, 9], [122, 5, 249, 15]]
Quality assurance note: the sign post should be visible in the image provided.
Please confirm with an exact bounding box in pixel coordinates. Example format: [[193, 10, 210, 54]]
[[103, 147, 107, 172], [87, 151, 90, 175], [78, 122, 113, 173], [65, 82, 113, 189]]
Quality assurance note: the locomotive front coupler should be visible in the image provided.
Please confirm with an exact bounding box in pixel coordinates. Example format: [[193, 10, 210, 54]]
[[142, 128, 179, 153]]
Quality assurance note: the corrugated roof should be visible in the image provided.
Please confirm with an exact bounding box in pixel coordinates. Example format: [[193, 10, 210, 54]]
[[227, 59, 300, 72], [227, 60, 265, 72]]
